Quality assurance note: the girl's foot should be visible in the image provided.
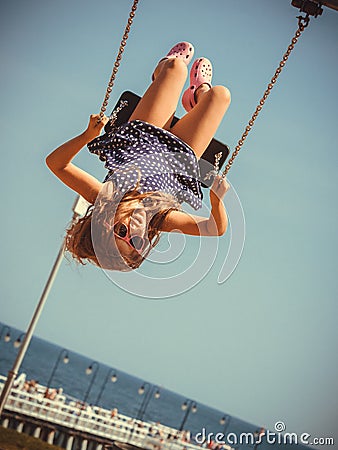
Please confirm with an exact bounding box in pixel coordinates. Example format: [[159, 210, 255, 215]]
[[182, 57, 213, 111], [152, 41, 194, 80]]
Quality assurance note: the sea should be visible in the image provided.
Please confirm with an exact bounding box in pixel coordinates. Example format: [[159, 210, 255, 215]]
[[0, 321, 301, 449]]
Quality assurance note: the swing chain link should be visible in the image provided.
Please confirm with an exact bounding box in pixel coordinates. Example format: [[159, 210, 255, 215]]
[[98, 0, 139, 122], [221, 14, 310, 178], [203, 152, 223, 182]]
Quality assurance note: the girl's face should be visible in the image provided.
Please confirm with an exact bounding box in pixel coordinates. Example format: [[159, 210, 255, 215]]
[[113, 201, 150, 259]]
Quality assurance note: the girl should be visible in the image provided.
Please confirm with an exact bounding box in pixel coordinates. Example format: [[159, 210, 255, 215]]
[[46, 42, 231, 271]]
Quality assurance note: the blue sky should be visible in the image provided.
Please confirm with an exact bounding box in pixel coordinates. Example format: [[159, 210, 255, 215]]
[[1, 0, 337, 446]]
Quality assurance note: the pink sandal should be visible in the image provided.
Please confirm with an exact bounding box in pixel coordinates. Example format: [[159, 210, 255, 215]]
[[182, 57, 213, 112], [152, 42, 194, 80]]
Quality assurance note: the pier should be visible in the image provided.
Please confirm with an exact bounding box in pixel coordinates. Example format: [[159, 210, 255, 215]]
[[0, 375, 231, 450]]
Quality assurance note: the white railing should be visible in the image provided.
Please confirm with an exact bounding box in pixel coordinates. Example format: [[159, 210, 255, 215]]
[[0, 376, 230, 450]]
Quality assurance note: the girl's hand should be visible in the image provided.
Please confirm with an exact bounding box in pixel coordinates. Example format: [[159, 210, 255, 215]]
[[210, 175, 230, 201], [84, 114, 109, 142]]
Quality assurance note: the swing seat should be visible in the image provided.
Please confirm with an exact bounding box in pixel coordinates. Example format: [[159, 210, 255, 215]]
[[105, 91, 230, 188]]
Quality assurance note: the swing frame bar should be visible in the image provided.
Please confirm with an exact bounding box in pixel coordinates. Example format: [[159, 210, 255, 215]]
[[292, 0, 338, 13]]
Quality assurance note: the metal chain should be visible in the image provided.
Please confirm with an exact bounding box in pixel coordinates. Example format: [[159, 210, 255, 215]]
[[222, 14, 310, 178], [99, 0, 139, 121], [203, 152, 223, 182]]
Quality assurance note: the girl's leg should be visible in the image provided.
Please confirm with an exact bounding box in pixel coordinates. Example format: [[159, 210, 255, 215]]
[[169, 85, 231, 158], [129, 58, 187, 128]]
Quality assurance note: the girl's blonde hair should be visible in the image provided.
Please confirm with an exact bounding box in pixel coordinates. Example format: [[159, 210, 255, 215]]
[[65, 182, 180, 271]]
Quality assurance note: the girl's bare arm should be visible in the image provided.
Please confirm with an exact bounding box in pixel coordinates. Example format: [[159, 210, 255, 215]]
[[45, 114, 108, 204], [161, 176, 230, 236]]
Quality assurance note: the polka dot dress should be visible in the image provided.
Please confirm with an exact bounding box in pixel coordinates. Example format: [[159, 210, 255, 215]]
[[87, 120, 203, 210]]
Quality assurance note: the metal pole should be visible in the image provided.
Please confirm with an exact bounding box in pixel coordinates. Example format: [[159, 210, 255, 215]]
[[73, 361, 100, 436], [321, 0, 338, 10], [95, 368, 117, 406], [46, 348, 69, 391], [179, 400, 197, 431], [0, 195, 88, 417], [139, 387, 154, 421], [220, 415, 231, 439], [136, 382, 150, 420], [82, 362, 100, 406], [179, 402, 191, 431], [0, 237, 66, 416], [223, 417, 231, 435]]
